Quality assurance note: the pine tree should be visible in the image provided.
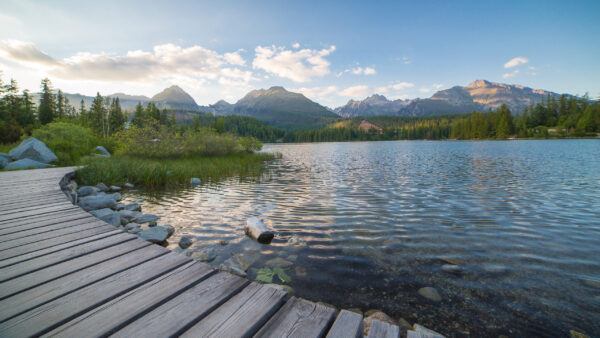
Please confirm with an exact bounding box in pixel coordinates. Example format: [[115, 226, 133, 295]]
[[38, 78, 55, 124]]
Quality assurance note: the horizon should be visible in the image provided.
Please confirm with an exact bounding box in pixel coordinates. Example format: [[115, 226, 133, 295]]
[[1, 0, 599, 107]]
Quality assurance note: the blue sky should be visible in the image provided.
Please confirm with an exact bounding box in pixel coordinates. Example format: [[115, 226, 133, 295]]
[[0, 0, 598, 107]]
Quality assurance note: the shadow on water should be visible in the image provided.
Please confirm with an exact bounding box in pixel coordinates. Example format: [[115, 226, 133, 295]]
[[121, 140, 600, 337]]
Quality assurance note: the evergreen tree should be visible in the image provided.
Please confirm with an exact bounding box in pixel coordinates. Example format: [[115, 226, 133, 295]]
[[38, 78, 55, 124]]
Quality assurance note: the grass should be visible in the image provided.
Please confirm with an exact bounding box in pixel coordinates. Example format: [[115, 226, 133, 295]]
[[0, 141, 18, 154], [76, 152, 279, 188]]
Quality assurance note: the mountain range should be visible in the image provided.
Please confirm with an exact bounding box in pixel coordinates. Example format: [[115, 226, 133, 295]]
[[35, 80, 567, 129]]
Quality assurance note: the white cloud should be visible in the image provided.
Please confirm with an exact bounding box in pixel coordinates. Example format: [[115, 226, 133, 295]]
[[349, 66, 376, 75], [0, 40, 254, 86], [339, 85, 371, 97], [296, 86, 339, 99], [292, 42, 300, 49], [502, 69, 520, 78], [504, 56, 529, 68], [391, 82, 414, 90], [252, 45, 335, 82], [432, 83, 444, 89], [419, 87, 432, 93]]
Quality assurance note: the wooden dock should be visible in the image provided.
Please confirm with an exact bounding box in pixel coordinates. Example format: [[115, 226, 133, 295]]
[[0, 167, 405, 337]]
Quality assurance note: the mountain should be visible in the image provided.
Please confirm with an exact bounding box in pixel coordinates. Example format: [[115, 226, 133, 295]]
[[335, 80, 565, 117], [150, 85, 199, 111], [231, 86, 339, 129]]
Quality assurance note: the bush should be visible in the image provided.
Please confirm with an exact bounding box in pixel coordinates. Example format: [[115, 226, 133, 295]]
[[0, 119, 23, 144], [32, 122, 100, 165]]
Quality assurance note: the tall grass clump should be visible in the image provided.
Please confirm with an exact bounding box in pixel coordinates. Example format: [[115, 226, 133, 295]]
[[31, 122, 106, 165]]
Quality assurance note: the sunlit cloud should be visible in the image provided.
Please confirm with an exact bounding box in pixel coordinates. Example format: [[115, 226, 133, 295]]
[[296, 86, 339, 99], [339, 85, 371, 97], [502, 69, 520, 78], [504, 56, 529, 68], [252, 44, 336, 82]]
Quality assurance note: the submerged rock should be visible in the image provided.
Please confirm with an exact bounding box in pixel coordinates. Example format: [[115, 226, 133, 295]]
[[5, 158, 54, 170], [89, 208, 120, 227], [178, 236, 193, 249], [418, 287, 442, 302], [265, 257, 293, 268], [220, 253, 254, 277], [191, 248, 217, 262], [138, 226, 171, 243], [442, 264, 463, 274], [9, 137, 57, 163]]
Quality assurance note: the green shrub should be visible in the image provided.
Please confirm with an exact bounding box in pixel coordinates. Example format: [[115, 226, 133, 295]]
[[32, 122, 100, 165]]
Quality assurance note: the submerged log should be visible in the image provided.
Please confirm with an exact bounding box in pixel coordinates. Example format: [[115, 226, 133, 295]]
[[245, 216, 274, 243]]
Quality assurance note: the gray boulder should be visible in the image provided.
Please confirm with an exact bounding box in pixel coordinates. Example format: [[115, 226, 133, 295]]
[[124, 203, 141, 212], [109, 185, 121, 192], [118, 210, 142, 224], [94, 146, 111, 157], [78, 186, 99, 197], [124, 183, 134, 189], [5, 158, 54, 170], [78, 193, 117, 211], [178, 236, 193, 249], [113, 203, 126, 211], [133, 214, 159, 224], [139, 226, 171, 243], [9, 137, 58, 163], [89, 208, 121, 227], [111, 192, 122, 201], [96, 183, 109, 192]]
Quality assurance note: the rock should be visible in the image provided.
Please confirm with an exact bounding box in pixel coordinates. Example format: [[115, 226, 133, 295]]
[[94, 146, 111, 157], [441, 264, 463, 274], [124, 183, 134, 189], [173, 247, 192, 256], [191, 248, 217, 262], [220, 253, 253, 277], [294, 266, 307, 277], [418, 287, 442, 302], [114, 203, 126, 211], [96, 183, 109, 192], [163, 224, 175, 236], [124, 203, 142, 212], [109, 185, 121, 192], [111, 192, 122, 201], [125, 223, 139, 231], [570, 329, 590, 338], [287, 236, 306, 246], [397, 317, 412, 330], [78, 186, 100, 197], [89, 208, 120, 227], [118, 210, 142, 223], [138, 226, 170, 243], [582, 279, 600, 289], [244, 217, 274, 244], [266, 257, 293, 268], [179, 236, 193, 249], [190, 177, 201, 185], [410, 324, 446, 338], [286, 254, 298, 262], [78, 193, 117, 211], [128, 226, 141, 234], [9, 137, 57, 163], [364, 311, 396, 336], [219, 240, 229, 246], [4, 158, 54, 170], [264, 284, 294, 296], [133, 214, 159, 224]]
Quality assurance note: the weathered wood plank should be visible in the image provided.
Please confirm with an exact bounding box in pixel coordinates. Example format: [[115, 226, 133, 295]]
[[46, 262, 216, 337], [255, 296, 336, 338], [0, 213, 93, 237], [0, 229, 121, 269], [0, 201, 71, 216], [0, 220, 108, 252], [326, 310, 364, 338], [112, 271, 249, 338], [0, 251, 190, 337], [180, 282, 287, 338], [0, 232, 137, 283], [0, 215, 98, 241], [0, 203, 79, 222], [0, 243, 170, 323], [0, 195, 66, 211], [0, 226, 114, 261], [367, 319, 400, 338], [0, 208, 90, 230]]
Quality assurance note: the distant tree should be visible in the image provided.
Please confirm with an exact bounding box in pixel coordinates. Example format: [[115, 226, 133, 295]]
[[38, 78, 55, 124]]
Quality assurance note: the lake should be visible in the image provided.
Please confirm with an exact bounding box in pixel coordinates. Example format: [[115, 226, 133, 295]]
[[122, 140, 600, 337]]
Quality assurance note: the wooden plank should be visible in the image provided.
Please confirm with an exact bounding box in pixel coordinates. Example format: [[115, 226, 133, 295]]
[[0, 237, 148, 300], [0, 212, 93, 237], [0, 226, 114, 261], [0, 220, 108, 252], [0, 251, 190, 337], [326, 310, 364, 338], [0, 194, 66, 210], [0, 203, 78, 222], [0, 230, 121, 270], [180, 282, 287, 338], [0, 208, 89, 230], [0, 201, 71, 216], [255, 296, 336, 338], [0, 215, 99, 241], [0, 243, 170, 323], [367, 320, 400, 338], [46, 263, 216, 337], [0, 232, 137, 283], [112, 272, 249, 338]]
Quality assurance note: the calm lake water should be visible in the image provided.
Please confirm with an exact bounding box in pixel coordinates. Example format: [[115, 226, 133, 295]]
[[123, 140, 600, 337]]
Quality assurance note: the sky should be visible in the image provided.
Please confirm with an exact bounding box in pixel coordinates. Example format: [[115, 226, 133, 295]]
[[0, 0, 599, 107]]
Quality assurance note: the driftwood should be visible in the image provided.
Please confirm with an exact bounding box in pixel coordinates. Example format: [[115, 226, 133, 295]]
[[245, 217, 274, 243]]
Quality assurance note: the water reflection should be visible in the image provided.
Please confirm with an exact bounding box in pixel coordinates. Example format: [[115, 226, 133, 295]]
[[122, 140, 600, 337]]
